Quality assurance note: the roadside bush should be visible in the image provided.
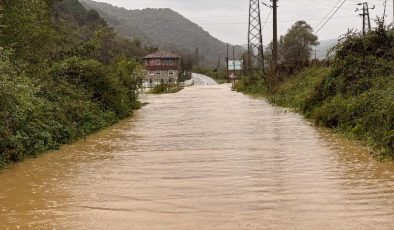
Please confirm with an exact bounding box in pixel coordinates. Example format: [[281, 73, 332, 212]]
[[236, 20, 393, 156], [50, 57, 141, 119], [269, 67, 330, 110], [233, 73, 268, 97], [305, 22, 394, 155], [0, 51, 115, 166], [0, 0, 146, 168], [150, 84, 183, 94]]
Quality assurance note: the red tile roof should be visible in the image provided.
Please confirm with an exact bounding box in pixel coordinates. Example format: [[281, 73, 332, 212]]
[[144, 50, 181, 59]]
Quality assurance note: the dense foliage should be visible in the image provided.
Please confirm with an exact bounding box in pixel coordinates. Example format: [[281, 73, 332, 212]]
[[265, 23, 394, 156], [265, 21, 319, 77], [306, 23, 394, 156], [0, 0, 147, 167], [149, 84, 184, 94], [235, 20, 393, 156]]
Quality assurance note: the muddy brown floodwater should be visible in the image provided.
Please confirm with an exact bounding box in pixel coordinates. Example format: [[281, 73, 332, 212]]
[[1, 84, 394, 230]]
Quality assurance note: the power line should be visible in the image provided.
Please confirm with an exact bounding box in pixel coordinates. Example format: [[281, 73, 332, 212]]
[[314, 0, 343, 30], [262, 8, 272, 29], [315, 0, 348, 34], [199, 14, 356, 26]]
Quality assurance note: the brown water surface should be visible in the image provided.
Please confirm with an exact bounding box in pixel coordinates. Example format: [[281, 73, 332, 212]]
[[1, 84, 394, 229]]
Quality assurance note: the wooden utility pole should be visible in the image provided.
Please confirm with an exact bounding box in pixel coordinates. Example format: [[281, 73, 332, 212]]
[[272, 0, 278, 73]]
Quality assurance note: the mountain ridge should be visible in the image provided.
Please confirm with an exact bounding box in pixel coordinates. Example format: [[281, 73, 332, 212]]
[[80, 0, 244, 66]]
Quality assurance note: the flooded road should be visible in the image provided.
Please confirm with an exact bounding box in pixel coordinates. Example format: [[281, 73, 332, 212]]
[[1, 84, 394, 229]]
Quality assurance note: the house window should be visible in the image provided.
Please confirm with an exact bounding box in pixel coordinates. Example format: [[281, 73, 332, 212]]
[[150, 60, 155, 64], [156, 60, 160, 65], [169, 71, 174, 75], [156, 72, 161, 76], [169, 60, 173, 65]]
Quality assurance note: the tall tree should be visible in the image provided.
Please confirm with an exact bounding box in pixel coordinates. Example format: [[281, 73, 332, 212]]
[[193, 48, 200, 67], [279, 21, 319, 74], [265, 21, 318, 75]]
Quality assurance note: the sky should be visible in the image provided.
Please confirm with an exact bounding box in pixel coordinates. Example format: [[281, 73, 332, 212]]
[[93, 0, 394, 45]]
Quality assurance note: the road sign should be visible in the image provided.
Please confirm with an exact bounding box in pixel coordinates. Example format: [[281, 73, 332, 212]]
[[228, 60, 243, 71]]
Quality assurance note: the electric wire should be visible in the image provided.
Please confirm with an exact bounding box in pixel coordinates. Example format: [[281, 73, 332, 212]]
[[315, 0, 348, 34]]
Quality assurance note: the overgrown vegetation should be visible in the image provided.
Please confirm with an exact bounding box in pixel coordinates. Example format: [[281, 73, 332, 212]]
[[149, 84, 184, 94], [265, 20, 319, 76], [235, 20, 394, 157], [233, 77, 267, 97], [0, 0, 148, 167], [269, 67, 331, 108]]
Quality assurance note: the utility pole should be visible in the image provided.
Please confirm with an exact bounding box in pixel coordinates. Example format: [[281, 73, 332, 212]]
[[272, 0, 278, 73], [233, 46, 236, 72], [247, 0, 264, 77], [356, 2, 375, 36], [217, 54, 222, 79], [226, 44, 229, 83], [383, 0, 387, 24]]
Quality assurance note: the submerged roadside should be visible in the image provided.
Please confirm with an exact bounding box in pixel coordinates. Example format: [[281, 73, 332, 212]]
[[234, 21, 393, 158], [234, 65, 393, 158]]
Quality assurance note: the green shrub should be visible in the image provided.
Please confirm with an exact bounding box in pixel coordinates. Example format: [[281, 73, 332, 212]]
[[0, 0, 146, 168], [233, 74, 268, 97], [283, 23, 394, 156], [149, 84, 183, 94], [268, 67, 330, 110]]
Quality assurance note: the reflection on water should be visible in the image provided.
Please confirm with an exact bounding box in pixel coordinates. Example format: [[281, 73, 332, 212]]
[[1, 84, 394, 229]]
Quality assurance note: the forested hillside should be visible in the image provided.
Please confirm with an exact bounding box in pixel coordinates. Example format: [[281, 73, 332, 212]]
[[0, 0, 148, 167], [81, 0, 243, 67]]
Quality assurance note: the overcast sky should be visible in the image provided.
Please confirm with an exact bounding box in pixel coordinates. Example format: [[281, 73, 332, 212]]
[[93, 0, 393, 45]]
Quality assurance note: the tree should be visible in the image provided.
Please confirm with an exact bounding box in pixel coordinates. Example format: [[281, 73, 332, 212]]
[[193, 48, 200, 67], [279, 21, 319, 74], [0, 0, 57, 63], [265, 21, 318, 75]]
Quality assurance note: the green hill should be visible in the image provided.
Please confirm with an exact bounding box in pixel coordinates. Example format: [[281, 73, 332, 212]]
[[80, 0, 243, 67]]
